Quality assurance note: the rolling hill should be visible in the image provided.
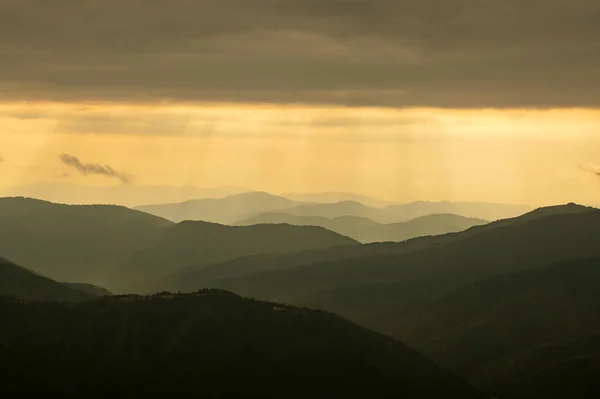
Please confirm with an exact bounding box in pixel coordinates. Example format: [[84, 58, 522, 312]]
[[62, 283, 113, 297], [269, 200, 403, 223], [402, 257, 600, 398], [385, 201, 531, 221], [0, 258, 93, 302], [0, 290, 484, 398], [134, 191, 301, 224], [0, 197, 174, 284], [3, 182, 251, 207], [282, 192, 393, 208], [112, 220, 358, 292], [236, 212, 488, 243], [160, 204, 596, 297]]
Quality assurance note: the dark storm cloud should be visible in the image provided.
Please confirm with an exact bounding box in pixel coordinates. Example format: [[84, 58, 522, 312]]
[[1, 0, 599, 107], [59, 153, 134, 184]]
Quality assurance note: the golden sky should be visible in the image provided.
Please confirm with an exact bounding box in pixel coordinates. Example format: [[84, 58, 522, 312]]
[[1, 102, 599, 206]]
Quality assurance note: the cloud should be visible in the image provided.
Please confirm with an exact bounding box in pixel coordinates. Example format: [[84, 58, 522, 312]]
[[59, 153, 134, 184], [0, 0, 599, 107], [580, 164, 600, 177]]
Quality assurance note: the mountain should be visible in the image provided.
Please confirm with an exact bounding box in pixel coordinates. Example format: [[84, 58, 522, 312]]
[[234, 213, 380, 241], [385, 201, 531, 221], [0, 290, 484, 398], [0, 258, 93, 302], [402, 258, 600, 398], [2, 182, 251, 207], [112, 221, 358, 292], [236, 213, 488, 243], [282, 192, 393, 208], [161, 203, 594, 297], [134, 191, 301, 224], [272, 200, 403, 223], [359, 214, 489, 243], [0, 197, 173, 284], [62, 283, 113, 297]]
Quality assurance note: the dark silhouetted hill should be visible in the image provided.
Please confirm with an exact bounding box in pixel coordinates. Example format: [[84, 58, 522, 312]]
[[134, 191, 301, 223], [0, 290, 484, 398], [403, 258, 600, 398], [236, 213, 488, 243], [0, 197, 173, 284], [114, 221, 358, 292], [385, 201, 531, 221], [62, 283, 112, 297], [0, 258, 93, 302]]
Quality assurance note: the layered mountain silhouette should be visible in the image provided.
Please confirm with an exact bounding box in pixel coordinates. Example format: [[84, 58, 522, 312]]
[[265, 200, 404, 223], [151, 204, 600, 398], [0, 290, 484, 398], [134, 191, 301, 224], [0, 258, 93, 302], [385, 201, 531, 221], [282, 191, 393, 208], [112, 220, 358, 292], [235, 212, 488, 243], [161, 203, 596, 296], [0, 197, 354, 292], [0, 197, 173, 284], [3, 182, 251, 207]]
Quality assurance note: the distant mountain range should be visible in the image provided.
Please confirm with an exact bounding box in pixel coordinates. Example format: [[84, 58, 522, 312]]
[[2, 182, 251, 207], [0, 197, 356, 291], [0, 290, 484, 398], [136, 191, 531, 225], [135, 191, 302, 224], [236, 213, 488, 243], [112, 220, 357, 292], [282, 191, 394, 208], [384, 201, 531, 221]]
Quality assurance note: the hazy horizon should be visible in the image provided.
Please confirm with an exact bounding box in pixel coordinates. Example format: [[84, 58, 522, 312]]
[[1, 181, 595, 209]]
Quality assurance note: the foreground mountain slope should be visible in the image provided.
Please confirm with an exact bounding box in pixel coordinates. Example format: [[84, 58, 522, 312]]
[[0, 197, 173, 283], [114, 221, 358, 292], [134, 191, 300, 224], [405, 258, 600, 398], [0, 258, 93, 302], [0, 290, 484, 398], [236, 213, 487, 243]]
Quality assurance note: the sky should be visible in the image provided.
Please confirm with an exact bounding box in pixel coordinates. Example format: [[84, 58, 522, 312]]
[[1, 0, 600, 206]]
